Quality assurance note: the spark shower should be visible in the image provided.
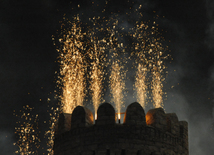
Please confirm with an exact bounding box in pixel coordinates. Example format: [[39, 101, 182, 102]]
[[14, 5, 170, 154], [56, 13, 169, 117]]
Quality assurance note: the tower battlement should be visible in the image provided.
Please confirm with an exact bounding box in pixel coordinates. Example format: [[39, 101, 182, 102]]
[[53, 102, 188, 155]]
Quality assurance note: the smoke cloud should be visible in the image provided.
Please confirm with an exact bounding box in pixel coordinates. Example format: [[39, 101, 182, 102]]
[[0, 130, 16, 155]]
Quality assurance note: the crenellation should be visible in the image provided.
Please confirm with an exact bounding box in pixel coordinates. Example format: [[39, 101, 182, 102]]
[[146, 108, 168, 132], [96, 103, 115, 126], [124, 102, 146, 126], [53, 102, 188, 155], [70, 106, 94, 129], [166, 113, 180, 135]]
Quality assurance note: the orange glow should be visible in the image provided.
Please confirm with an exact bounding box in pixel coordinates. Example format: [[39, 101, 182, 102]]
[[118, 113, 121, 120], [95, 112, 97, 120], [146, 113, 154, 125]]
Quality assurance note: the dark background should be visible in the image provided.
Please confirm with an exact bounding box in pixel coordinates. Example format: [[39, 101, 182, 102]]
[[0, 0, 214, 154]]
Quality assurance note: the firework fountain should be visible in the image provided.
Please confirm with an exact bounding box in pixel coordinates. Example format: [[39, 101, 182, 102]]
[[108, 19, 126, 121], [57, 17, 86, 114], [14, 7, 169, 154], [88, 17, 106, 120]]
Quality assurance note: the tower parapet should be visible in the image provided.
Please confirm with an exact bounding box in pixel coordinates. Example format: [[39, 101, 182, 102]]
[[54, 102, 188, 155]]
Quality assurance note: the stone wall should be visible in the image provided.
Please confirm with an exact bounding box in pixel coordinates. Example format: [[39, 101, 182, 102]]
[[53, 102, 188, 155]]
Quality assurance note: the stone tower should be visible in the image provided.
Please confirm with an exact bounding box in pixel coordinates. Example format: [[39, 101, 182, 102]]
[[53, 102, 188, 155]]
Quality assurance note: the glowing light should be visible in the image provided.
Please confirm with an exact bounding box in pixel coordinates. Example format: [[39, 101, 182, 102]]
[[152, 69, 163, 108], [14, 9, 170, 154], [46, 107, 59, 155], [57, 16, 86, 114], [95, 112, 97, 120], [132, 19, 168, 108], [108, 19, 126, 117], [135, 64, 147, 108], [118, 113, 121, 120], [88, 19, 106, 118], [14, 105, 40, 155], [132, 21, 149, 108], [110, 61, 125, 116]]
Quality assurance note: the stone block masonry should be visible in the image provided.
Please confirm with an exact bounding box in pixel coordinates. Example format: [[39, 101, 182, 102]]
[[53, 102, 188, 155]]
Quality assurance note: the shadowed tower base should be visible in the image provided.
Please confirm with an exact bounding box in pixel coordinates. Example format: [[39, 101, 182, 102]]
[[53, 102, 188, 155]]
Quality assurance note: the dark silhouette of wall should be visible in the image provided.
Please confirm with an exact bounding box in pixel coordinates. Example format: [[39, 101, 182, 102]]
[[53, 102, 188, 155]]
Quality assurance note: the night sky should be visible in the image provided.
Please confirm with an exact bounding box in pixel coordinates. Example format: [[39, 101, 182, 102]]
[[1, 0, 214, 154]]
